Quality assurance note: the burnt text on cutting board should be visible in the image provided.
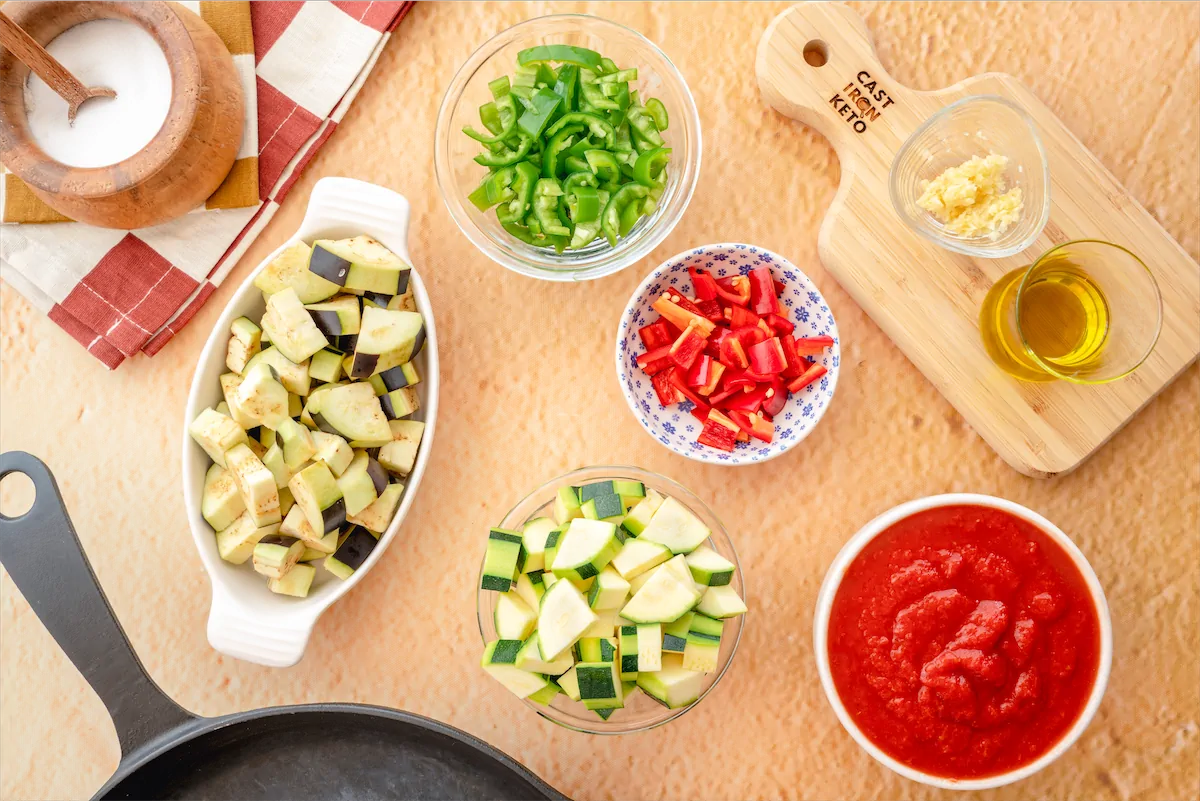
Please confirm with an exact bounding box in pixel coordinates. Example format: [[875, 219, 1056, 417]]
[[829, 71, 895, 133]]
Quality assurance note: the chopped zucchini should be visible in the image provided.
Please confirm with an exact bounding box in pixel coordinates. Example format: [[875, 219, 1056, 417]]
[[516, 633, 573, 676], [556, 665, 582, 701], [587, 566, 630, 611], [662, 612, 694, 653], [520, 517, 557, 573], [685, 544, 735, 587], [512, 570, 547, 610], [480, 528, 525, 592], [536, 579, 596, 661], [553, 486, 582, 524], [610, 537, 671, 580], [696, 584, 748, 619], [637, 653, 706, 709], [620, 488, 664, 536], [638, 496, 711, 554], [682, 614, 723, 673], [495, 591, 538, 640], [550, 518, 621, 581], [577, 661, 623, 711], [619, 556, 700, 624], [482, 639, 555, 699]]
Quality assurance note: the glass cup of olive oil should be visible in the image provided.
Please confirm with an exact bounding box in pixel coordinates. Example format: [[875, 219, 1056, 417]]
[[979, 240, 1162, 383]]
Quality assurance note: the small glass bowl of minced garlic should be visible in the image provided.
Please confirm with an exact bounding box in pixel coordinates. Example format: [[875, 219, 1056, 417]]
[[889, 95, 1051, 258]]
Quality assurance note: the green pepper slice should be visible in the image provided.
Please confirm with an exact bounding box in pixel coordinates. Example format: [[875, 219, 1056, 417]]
[[516, 88, 563, 140], [503, 160, 540, 220], [598, 68, 638, 84], [517, 44, 604, 71], [533, 179, 571, 237], [619, 196, 642, 236], [545, 113, 615, 148], [584, 149, 621, 186], [473, 135, 534, 167], [645, 97, 669, 131], [633, 146, 671, 186], [542, 125, 582, 179], [598, 57, 619, 75], [464, 95, 519, 144], [488, 76, 511, 99], [601, 183, 649, 246], [467, 166, 516, 211], [563, 155, 590, 174], [627, 106, 665, 147], [580, 81, 619, 111], [566, 185, 601, 224], [563, 170, 599, 192], [501, 221, 537, 244], [553, 65, 579, 113]]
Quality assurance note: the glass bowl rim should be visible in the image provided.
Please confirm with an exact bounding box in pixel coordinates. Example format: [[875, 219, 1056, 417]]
[[1015, 238, 1163, 384], [888, 93, 1052, 259], [434, 13, 703, 282], [475, 464, 746, 734]]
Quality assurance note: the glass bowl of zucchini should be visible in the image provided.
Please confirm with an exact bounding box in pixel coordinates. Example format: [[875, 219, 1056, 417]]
[[436, 14, 702, 282], [476, 467, 746, 734]]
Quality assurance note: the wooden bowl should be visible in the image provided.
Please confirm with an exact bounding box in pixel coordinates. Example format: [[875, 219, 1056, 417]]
[[0, 1, 243, 229]]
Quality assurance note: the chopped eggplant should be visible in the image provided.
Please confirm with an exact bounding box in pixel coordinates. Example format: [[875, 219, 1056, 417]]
[[288, 461, 346, 534], [380, 386, 419, 420], [216, 512, 280, 564], [304, 294, 361, 338], [254, 241, 340, 303], [189, 408, 248, 468], [252, 534, 304, 579], [336, 450, 389, 516], [224, 443, 281, 527], [378, 419, 425, 476], [346, 482, 403, 533], [202, 464, 246, 530], [324, 526, 378, 580], [261, 287, 328, 364], [226, 316, 262, 375]]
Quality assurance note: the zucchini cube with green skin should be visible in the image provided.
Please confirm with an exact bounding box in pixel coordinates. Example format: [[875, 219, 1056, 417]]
[[516, 633, 573, 676], [347, 482, 403, 533], [576, 637, 617, 663], [685, 544, 735, 587], [612, 480, 645, 506], [288, 461, 346, 535], [618, 625, 640, 680], [576, 661, 624, 711], [247, 346, 311, 396], [311, 430, 354, 476], [280, 505, 338, 553], [268, 562, 315, 598], [312, 383, 391, 446], [481, 528, 525, 592], [349, 307, 424, 379], [225, 443, 281, 527], [215, 512, 279, 564], [620, 556, 701, 624], [520, 517, 557, 573], [226, 316, 262, 375], [202, 464, 246, 531], [336, 450, 388, 515], [578, 481, 616, 503], [588, 566, 630, 610], [610, 537, 671, 580], [252, 535, 304, 579], [661, 612, 694, 653], [379, 386, 419, 420], [637, 653, 706, 709], [526, 681, 561, 706], [277, 418, 317, 470], [636, 623, 662, 672], [308, 348, 344, 383], [555, 666, 582, 701], [551, 518, 621, 581], [581, 609, 620, 638], [637, 496, 711, 554], [620, 488, 665, 537], [378, 420, 424, 477], [553, 486, 582, 525], [494, 591, 537, 641], [314, 236, 412, 296], [682, 614, 723, 673], [697, 584, 747, 619], [261, 287, 329, 364], [304, 294, 361, 338], [543, 527, 563, 573], [513, 570, 547, 611], [189, 408, 249, 468], [324, 526, 378, 580], [580, 493, 625, 523], [481, 640, 555, 700], [254, 241, 339, 303], [536, 579, 596, 661]]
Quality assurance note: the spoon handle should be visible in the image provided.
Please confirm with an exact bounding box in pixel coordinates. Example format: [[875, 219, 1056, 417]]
[[0, 11, 112, 119]]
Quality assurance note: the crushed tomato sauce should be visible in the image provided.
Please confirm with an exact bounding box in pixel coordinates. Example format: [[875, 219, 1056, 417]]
[[828, 505, 1101, 779]]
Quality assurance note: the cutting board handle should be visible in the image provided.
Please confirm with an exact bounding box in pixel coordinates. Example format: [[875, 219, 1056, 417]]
[[757, 2, 917, 153]]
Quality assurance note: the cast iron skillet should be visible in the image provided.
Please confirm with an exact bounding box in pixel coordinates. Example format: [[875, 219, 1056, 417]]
[[0, 452, 564, 801]]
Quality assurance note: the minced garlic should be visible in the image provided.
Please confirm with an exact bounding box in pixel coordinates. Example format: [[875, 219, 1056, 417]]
[[916, 153, 1023, 238]]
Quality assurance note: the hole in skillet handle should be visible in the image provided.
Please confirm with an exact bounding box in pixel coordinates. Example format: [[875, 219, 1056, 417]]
[[804, 39, 829, 67], [0, 468, 35, 519]]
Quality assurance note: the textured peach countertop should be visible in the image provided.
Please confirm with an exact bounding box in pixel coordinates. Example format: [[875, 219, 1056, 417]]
[[1, 3, 1197, 800]]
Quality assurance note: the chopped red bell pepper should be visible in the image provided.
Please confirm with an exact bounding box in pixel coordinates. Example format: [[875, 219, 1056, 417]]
[[697, 409, 739, 452], [741, 368, 777, 383], [713, 275, 751, 307], [723, 384, 768, 414], [669, 322, 708, 370], [765, 314, 794, 336], [636, 345, 674, 375], [652, 295, 716, 336], [686, 354, 715, 388], [761, 379, 788, 417], [778, 334, 803, 377], [708, 327, 735, 359], [638, 320, 673, 350], [651, 368, 683, 405], [666, 366, 708, 407], [728, 305, 761, 330], [694, 298, 723, 322], [749, 266, 780, 316], [793, 335, 835, 356], [697, 361, 725, 396], [689, 267, 719, 301], [671, 293, 705, 316], [719, 337, 748, 370], [773, 279, 786, 296], [721, 367, 755, 393], [728, 409, 775, 443], [787, 362, 828, 393], [734, 325, 768, 349], [747, 337, 787, 374], [688, 402, 711, 422]]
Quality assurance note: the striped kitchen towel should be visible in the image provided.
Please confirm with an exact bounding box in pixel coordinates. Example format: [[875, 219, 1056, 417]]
[[0, 0, 413, 369]]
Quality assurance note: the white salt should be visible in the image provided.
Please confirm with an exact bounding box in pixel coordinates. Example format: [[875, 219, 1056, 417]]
[[24, 19, 173, 169]]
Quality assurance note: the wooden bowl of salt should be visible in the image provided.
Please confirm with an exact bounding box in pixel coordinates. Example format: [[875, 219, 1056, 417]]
[[0, 1, 243, 229]]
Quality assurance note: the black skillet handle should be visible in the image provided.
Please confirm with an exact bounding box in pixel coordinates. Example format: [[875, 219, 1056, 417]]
[[0, 452, 196, 756]]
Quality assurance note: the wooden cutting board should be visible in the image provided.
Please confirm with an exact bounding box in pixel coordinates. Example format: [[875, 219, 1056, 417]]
[[756, 2, 1199, 478]]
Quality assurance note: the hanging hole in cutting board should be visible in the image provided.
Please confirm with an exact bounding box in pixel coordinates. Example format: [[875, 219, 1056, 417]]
[[803, 40, 828, 67], [0, 470, 35, 519]]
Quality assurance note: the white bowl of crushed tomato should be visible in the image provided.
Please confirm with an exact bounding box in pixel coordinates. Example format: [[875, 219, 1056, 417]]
[[814, 495, 1112, 790]]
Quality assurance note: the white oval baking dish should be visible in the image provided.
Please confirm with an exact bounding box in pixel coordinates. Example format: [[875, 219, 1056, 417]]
[[181, 177, 439, 667]]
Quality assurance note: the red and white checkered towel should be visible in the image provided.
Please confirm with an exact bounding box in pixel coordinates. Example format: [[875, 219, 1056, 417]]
[[0, 0, 413, 369]]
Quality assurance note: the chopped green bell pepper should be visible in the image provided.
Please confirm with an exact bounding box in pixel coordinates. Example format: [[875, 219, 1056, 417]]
[[467, 167, 516, 211], [533, 179, 571, 237], [545, 113, 615, 148], [645, 97, 669, 131], [473, 135, 534, 167], [584, 149, 621, 186], [542, 125, 582, 179], [488, 76, 511, 99], [518, 44, 603, 71], [633, 146, 671, 186], [601, 183, 649, 246], [516, 88, 563, 140]]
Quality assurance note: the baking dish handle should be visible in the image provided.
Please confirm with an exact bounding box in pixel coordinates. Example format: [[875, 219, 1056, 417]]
[[296, 176, 413, 260], [0, 452, 197, 758], [206, 589, 316, 668]]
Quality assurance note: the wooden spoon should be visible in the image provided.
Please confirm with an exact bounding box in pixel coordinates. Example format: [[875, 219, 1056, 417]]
[[0, 10, 115, 124]]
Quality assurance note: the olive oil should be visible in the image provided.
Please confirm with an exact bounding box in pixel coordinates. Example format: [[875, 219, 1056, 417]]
[[980, 257, 1110, 381]]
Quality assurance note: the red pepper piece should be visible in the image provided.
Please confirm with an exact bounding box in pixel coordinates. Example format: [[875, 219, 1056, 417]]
[[694, 298, 723, 322], [723, 384, 768, 413], [671, 293, 705, 316], [719, 337, 748, 370], [652, 295, 716, 337], [728, 409, 775, 443], [728, 305, 761, 330], [651, 368, 683, 406], [734, 325, 768, 349], [686, 354, 714, 388], [689, 267, 719, 301], [666, 366, 708, 407], [778, 334, 804, 377], [765, 314, 795, 336], [787, 362, 828, 393], [713, 275, 751, 307], [638, 320, 673, 350], [697, 409, 739, 452], [793, 335, 835, 356], [761, 379, 788, 417], [707, 327, 735, 359], [669, 322, 708, 370], [749, 266, 780, 316], [773, 279, 786, 296], [698, 362, 725, 396], [636, 345, 674, 375], [722, 367, 755, 393], [688, 402, 711, 422], [741, 369, 776, 383], [747, 337, 787, 374]]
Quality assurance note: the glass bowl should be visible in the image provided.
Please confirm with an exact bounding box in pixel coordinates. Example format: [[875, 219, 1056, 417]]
[[476, 466, 745, 733], [435, 15, 702, 282], [889, 95, 1051, 259]]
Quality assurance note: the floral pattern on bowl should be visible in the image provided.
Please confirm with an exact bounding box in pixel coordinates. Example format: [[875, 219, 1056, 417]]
[[615, 243, 840, 465]]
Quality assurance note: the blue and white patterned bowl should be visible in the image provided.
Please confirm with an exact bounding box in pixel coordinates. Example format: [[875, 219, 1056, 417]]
[[615, 243, 840, 465]]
